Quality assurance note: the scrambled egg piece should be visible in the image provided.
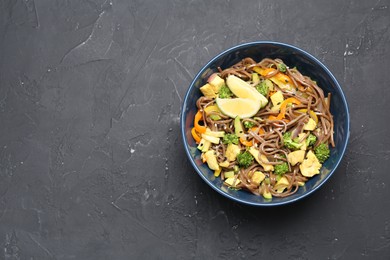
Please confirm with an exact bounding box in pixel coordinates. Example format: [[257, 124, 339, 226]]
[[219, 161, 230, 168], [208, 74, 225, 93], [224, 177, 241, 188], [274, 176, 290, 193], [251, 171, 265, 186], [287, 150, 306, 166], [299, 150, 322, 177], [200, 83, 217, 98], [200, 74, 225, 98], [226, 144, 240, 162], [204, 150, 220, 171], [249, 147, 274, 171], [303, 118, 317, 131]]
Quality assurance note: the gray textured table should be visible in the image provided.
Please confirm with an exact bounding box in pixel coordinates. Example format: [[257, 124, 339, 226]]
[[1, 0, 389, 259]]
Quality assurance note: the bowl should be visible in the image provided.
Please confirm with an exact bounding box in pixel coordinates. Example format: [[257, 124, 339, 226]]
[[180, 41, 350, 206]]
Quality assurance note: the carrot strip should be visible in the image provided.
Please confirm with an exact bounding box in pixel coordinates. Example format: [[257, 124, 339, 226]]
[[259, 127, 265, 135], [254, 67, 293, 86], [253, 67, 275, 77], [191, 127, 202, 144], [250, 126, 265, 135], [268, 97, 301, 120], [194, 110, 206, 134], [274, 72, 292, 84], [297, 109, 318, 124], [240, 136, 253, 147]]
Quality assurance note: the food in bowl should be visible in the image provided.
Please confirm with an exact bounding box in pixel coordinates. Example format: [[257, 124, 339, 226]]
[[191, 57, 334, 199]]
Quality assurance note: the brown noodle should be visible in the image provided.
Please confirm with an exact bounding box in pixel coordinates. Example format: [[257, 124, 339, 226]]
[[198, 58, 334, 197]]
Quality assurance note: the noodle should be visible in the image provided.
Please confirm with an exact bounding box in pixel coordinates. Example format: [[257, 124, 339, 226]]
[[193, 58, 334, 198]]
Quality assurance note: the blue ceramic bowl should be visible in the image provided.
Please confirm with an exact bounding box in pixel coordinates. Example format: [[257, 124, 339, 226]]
[[181, 41, 350, 206]]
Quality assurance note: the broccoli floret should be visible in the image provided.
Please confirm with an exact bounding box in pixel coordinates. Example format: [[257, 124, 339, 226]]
[[306, 134, 317, 147], [218, 85, 233, 99], [314, 143, 330, 163], [278, 63, 287, 73], [283, 132, 302, 150], [274, 162, 289, 175], [256, 81, 269, 97], [243, 121, 256, 129], [222, 133, 239, 145], [237, 151, 254, 168]]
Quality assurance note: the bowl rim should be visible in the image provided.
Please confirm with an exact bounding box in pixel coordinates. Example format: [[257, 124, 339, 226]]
[[180, 41, 350, 206]]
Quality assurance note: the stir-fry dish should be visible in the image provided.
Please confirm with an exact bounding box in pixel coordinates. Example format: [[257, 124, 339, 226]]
[[191, 58, 334, 199]]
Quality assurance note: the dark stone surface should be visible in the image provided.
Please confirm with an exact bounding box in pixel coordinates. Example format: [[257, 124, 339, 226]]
[[0, 0, 389, 259]]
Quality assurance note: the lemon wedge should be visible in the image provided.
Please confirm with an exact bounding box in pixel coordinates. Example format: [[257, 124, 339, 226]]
[[226, 75, 268, 108], [216, 97, 261, 118]]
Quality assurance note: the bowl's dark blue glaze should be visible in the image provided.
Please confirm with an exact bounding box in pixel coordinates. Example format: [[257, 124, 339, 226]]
[[181, 41, 350, 206]]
